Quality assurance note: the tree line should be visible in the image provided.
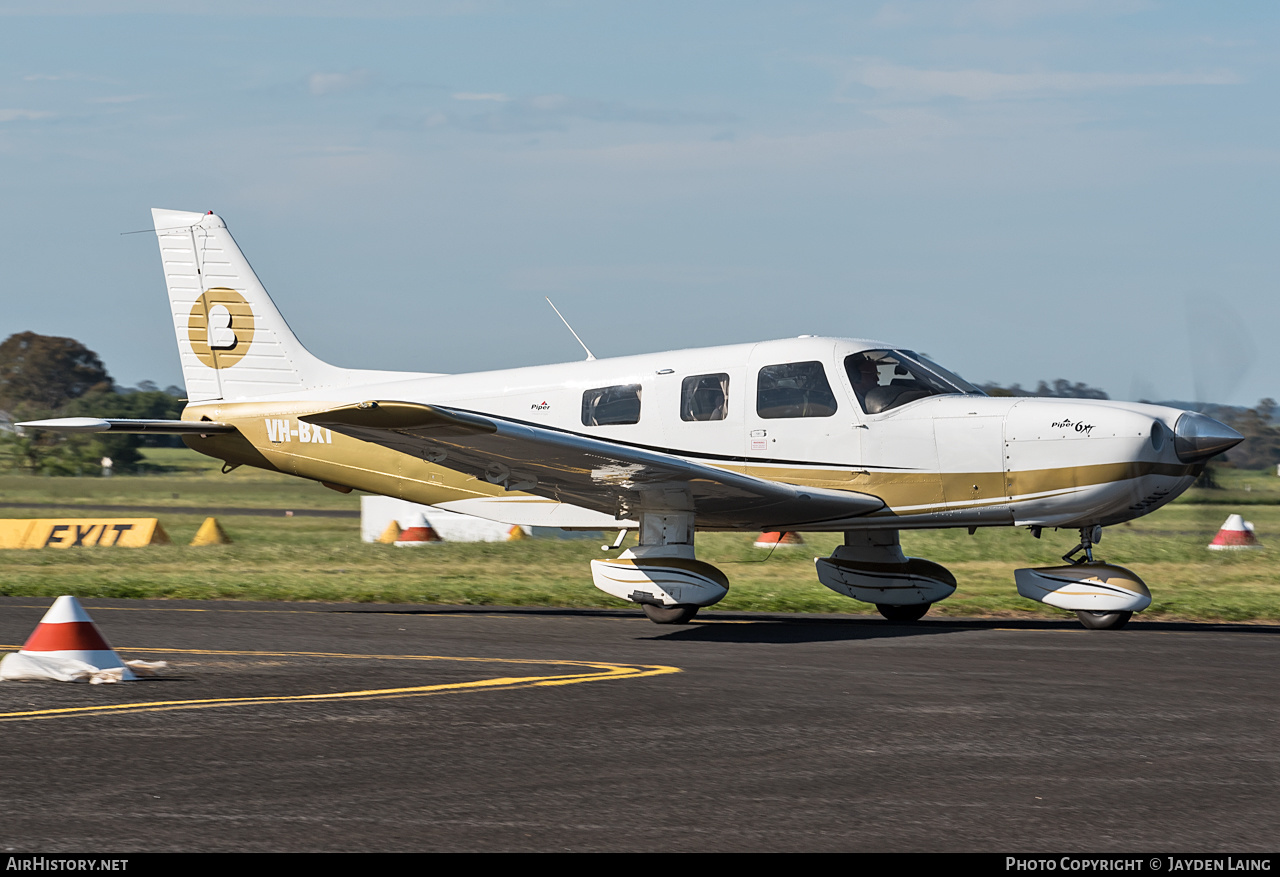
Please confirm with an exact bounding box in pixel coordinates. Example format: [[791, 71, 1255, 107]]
[[0, 332, 184, 475]]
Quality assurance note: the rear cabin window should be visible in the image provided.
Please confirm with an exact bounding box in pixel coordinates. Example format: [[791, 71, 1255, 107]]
[[681, 373, 730, 422], [582, 384, 642, 426], [756, 361, 838, 419]]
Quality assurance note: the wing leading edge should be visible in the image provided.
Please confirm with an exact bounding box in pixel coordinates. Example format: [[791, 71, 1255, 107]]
[[302, 401, 884, 530]]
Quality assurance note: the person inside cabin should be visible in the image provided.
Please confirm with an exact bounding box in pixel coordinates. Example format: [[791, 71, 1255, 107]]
[[848, 355, 882, 411]]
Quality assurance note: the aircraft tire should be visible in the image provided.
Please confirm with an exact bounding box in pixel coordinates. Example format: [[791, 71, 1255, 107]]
[[641, 604, 700, 624], [1075, 610, 1133, 630], [876, 603, 931, 622]]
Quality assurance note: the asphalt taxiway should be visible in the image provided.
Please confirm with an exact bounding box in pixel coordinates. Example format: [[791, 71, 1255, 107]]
[[1, 597, 1276, 852]]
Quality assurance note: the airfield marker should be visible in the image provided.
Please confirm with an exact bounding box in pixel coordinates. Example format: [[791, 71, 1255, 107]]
[[0, 595, 138, 683], [1208, 514, 1262, 550]]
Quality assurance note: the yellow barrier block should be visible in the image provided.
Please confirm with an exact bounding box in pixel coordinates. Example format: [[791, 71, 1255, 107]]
[[190, 517, 232, 546], [376, 520, 401, 544], [0, 518, 171, 549]]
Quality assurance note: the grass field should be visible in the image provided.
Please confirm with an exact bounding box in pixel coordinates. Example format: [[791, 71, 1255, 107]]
[[0, 448, 359, 512], [0, 448, 1277, 621], [1179, 465, 1280, 505]]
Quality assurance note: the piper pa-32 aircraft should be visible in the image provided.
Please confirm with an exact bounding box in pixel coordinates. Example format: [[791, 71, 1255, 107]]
[[23, 209, 1245, 629]]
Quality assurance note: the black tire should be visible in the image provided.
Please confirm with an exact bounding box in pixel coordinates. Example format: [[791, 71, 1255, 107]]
[[876, 603, 931, 622], [1076, 610, 1133, 630], [642, 603, 700, 624]]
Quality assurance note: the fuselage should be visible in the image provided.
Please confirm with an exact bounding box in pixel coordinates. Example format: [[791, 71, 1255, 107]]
[[182, 335, 1203, 532]]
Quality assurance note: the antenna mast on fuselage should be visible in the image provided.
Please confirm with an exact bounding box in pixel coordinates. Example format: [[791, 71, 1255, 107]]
[[545, 298, 596, 362]]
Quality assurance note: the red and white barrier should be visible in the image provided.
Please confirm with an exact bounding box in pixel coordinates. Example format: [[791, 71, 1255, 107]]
[[1, 595, 137, 682], [1208, 514, 1262, 550]]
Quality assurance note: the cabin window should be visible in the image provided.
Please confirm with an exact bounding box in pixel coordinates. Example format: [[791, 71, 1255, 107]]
[[845, 349, 984, 414], [681, 373, 730, 422], [756, 361, 838, 419], [582, 384, 642, 426]]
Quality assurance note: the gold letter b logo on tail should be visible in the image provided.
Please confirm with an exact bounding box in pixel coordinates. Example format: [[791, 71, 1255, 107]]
[[188, 288, 255, 369]]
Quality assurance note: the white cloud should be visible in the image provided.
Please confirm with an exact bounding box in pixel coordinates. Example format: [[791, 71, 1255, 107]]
[[0, 109, 54, 121], [846, 62, 1241, 101], [89, 94, 146, 104], [429, 93, 734, 134], [308, 70, 372, 96], [452, 92, 511, 102], [874, 0, 1155, 28]]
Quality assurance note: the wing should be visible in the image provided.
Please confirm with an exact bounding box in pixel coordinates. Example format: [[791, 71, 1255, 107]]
[[302, 401, 884, 530], [17, 417, 236, 434]]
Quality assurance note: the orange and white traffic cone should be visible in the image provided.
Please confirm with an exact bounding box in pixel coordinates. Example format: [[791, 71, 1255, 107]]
[[1208, 514, 1262, 550], [394, 512, 443, 546], [0, 595, 137, 682], [753, 531, 805, 548]]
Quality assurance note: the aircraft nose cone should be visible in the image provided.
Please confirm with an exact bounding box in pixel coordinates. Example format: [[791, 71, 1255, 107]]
[[1173, 411, 1244, 463]]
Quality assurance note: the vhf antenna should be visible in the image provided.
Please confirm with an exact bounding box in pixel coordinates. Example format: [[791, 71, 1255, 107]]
[[546, 297, 596, 361]]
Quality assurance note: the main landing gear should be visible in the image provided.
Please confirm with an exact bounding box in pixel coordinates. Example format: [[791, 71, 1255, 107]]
[[815, 529, 957, 623], [590, 512, 728, 625], [875, 603, 932, 623], [641, 603, 700, 625]]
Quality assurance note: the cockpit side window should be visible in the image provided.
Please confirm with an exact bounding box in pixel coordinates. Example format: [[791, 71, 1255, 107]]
[[681, 373, 730, 422], [845, 350, 983, 414], [756, 361, 838, 419], [582, 384, 642, 426]]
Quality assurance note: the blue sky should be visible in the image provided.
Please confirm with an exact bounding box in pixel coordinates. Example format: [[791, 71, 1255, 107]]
[[1, 1, 1276, 405]]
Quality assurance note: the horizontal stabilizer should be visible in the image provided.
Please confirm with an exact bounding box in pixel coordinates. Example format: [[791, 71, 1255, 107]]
[[18, 417, 235, 435]]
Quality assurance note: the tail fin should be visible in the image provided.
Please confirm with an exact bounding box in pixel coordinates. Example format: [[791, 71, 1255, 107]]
[[153, 208, 370, 402]]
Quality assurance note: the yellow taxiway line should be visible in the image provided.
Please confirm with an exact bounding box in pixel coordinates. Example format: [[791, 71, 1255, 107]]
[[0, 647, 681, 722]]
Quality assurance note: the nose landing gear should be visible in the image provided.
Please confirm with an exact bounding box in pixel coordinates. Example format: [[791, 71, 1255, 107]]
[[1062, 524, 1103, 564], [1014, 525, 1151, 630]]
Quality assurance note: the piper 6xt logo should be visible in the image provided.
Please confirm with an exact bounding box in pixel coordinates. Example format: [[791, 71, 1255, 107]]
[[188, 287, 255, 369], [265, 419, 333, 445], [1051, 417, 1096, 436]]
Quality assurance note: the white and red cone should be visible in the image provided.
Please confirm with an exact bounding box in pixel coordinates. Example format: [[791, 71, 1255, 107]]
[[394, 511, 442, 546], [1, 595, 139, 683], [1208, 514, 1262, 550], [753, 531, 805, 548]]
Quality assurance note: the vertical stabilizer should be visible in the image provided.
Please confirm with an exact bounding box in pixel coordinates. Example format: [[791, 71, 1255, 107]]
[[153, 208, 350, 402]]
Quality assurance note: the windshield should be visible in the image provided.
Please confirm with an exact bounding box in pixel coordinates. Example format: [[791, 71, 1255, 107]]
[[845, 349, 984, 414]]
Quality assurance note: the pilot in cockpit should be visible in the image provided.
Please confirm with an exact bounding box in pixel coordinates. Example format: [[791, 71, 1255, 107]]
[[848, 355, 882, 411]]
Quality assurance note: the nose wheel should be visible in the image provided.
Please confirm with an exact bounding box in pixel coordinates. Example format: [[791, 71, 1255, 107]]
[[1076, 610, 1133, 630], [1044, 522, 1146, 624]]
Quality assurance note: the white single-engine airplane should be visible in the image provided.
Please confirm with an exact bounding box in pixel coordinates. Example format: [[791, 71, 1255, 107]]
[[23, 209, 1244, 629]]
